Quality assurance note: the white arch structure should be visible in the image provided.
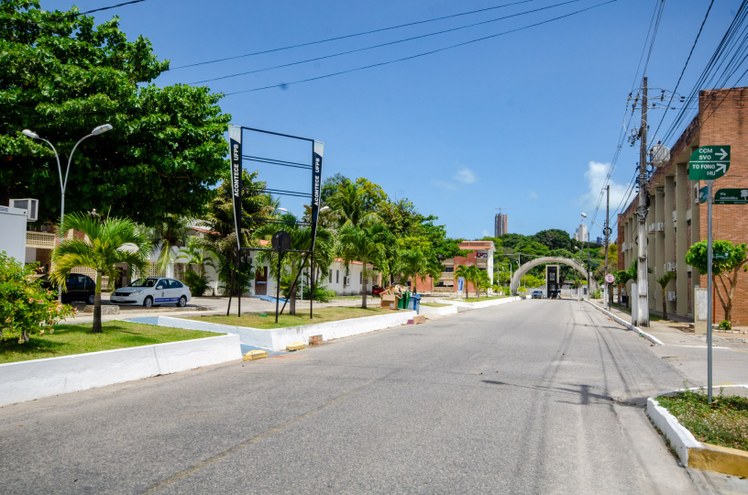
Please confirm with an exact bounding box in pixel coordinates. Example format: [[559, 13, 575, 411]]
[[510, 256, 598, 295]]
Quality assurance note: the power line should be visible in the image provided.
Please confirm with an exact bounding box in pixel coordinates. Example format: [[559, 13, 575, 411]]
[[189, 0, 585, 85], [224, 0, 619, 96], [81, 0, 146, 15], [171, 0, 538, 70]]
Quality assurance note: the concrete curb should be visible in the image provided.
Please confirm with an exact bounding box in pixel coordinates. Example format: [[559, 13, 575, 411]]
[[646, 386, 748, 477], [127, 311, 417, 352], [0, 334, 241, 408], [436, 296, 522, 310], [585, 300, 664, 346], [418, 304, 459, 317]]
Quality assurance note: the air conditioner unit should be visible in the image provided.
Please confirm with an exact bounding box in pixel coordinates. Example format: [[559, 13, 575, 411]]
[[672, 210, 677, 223], [655, 222, 664, 232], [648, 223, 655, 233], [667, 291, 677, 302], [9, 198, 38, 222], [665, 262, 676, 272]]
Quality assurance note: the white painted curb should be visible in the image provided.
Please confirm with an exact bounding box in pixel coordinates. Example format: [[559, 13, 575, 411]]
[[129, 311, 417, 352], [418, 304, 459, 317], [437, 296, 522, 310], [0, 334, 241, 408], [585, 300, 664, 345], [646, 385, 748, 468]]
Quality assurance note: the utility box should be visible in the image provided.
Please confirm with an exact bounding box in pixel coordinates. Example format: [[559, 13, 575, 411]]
[[0, 206, 28, 263]]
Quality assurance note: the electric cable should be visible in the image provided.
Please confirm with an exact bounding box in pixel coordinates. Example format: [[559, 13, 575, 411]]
[[224, 0, 618, 96]]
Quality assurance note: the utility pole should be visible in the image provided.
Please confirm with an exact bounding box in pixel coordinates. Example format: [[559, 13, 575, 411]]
[[604, 185, 611, 309], [635, 77, 650, 326]]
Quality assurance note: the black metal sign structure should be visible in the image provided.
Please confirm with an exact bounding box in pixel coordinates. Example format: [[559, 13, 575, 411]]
[[227, 125, 323, 320]]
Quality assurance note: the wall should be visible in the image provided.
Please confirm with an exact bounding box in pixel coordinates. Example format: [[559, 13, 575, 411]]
[[0, 206, 28, 263]]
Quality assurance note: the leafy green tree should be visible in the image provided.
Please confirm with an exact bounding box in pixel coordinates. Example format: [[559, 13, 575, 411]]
[[326, 177, 386, 228], [1, 1, 230, 225], [685, 240, 748, 322], [338, 223, 392, 309], [614, 261, 637, 307], [0, 251, 74, 343], [50, 213, 150, 333], [533, 229, 573, 251], [455, 264, 481, 298]]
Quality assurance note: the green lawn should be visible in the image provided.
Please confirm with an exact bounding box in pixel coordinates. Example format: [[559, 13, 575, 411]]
[[657, 389, 748, 451], [0, 322, 218, 364], [420, 302, 451, 308], [190, 306, 389, 329], [463, 295, 508, 302]]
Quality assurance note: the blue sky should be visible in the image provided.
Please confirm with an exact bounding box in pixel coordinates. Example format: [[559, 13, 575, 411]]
[[44, 0, 746, 240]]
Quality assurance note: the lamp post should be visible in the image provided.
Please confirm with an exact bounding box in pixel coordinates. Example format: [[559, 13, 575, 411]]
[[580, 213, 591, 298], [22, 124, 113, 299]]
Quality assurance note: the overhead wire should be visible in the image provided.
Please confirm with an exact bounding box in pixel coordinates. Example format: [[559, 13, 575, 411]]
[[224, 0, 619, 96], [189, 0, 585, 85], [170, 0, 539, 70]]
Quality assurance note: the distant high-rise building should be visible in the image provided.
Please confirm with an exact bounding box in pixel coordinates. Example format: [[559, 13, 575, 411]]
[[574, 223, 589, 243], [494, 213, 508, 237]]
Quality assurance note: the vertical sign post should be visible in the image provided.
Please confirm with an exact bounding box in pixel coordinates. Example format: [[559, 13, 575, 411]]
[[310, 142, 323, 319], [228, 125, 243, 251], [689, 145, 730, 403]]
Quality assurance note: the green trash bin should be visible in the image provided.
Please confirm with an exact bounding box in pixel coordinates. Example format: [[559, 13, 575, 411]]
[[402, 291, 411, 309]]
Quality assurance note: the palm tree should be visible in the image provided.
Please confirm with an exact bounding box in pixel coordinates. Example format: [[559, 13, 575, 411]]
[[338, 223, 391, 309], [177, 236, 216, 296], [656, 271, 676, 320], [455, 264, 480, 298], [50, 212, 150, 333]]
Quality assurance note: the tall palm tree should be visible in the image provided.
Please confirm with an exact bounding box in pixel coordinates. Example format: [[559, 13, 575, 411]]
[[455, 264, 480, 298], [338, 223, 391, 309], [50, 212, 150, 333]]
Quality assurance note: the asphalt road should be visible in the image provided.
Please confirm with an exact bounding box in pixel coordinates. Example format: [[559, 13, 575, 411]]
[[1, 299, 701, 494]]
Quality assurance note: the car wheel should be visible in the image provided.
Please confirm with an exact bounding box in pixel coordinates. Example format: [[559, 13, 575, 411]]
[[144, 296, 153, 308], [87, 293, 95, 305], [177, 296, 187, 308]]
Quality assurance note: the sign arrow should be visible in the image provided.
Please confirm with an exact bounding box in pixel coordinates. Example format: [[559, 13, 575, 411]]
[[716, 163, 728, 175], [716, 148, 729, 160]]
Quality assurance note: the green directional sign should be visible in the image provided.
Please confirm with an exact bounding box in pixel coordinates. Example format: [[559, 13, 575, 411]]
[[688, 145, 730, 180], [714, 188, 748, 205]]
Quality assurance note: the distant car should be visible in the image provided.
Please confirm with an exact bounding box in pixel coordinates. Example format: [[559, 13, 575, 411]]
[[371, 285, 386, 297], [531, 290, 543, 299], [39, 273, 96, 305], [110, 277, 191, 308]]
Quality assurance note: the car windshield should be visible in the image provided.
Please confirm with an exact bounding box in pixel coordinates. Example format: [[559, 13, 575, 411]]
[[129, 278, 158, 288]]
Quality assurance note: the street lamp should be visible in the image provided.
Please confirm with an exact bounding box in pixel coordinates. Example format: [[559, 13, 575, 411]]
[[22, 124, 113, 298], [580, 213, 591, 298]]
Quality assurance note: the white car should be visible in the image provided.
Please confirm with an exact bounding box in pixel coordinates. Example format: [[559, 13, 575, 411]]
[[110, 277, 191, 308]]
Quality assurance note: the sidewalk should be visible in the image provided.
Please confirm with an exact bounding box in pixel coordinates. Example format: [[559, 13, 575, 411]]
[[591, 300, 748, 392]]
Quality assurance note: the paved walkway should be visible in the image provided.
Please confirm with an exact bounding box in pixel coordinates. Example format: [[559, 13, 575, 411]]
[[591, 301, 748, 394]]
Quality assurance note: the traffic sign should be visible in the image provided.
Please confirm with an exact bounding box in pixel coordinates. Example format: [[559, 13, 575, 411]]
[[605, 273, 615, 284], [714, 188, 748, 205], [698, 186, 709, 204], [688, 145, 730, 180]]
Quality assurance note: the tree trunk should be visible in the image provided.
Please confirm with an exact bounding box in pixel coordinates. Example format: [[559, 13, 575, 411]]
[[661, 288, 668, 321], [92, 271, 103, 333], [361, 264, 368, 309]]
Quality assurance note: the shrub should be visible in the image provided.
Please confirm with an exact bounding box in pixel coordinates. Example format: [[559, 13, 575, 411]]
[[718, 320, 732, 330], [302, 285, 336, 302], [184, 269, 211, 297], [0, 251, 75, 343]]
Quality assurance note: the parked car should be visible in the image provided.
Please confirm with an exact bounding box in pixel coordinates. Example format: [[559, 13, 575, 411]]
[[39, 273, 96, 305], [531, 290, 543, 299], [110, 277, 191, 308], [371, 284, 386, 297]]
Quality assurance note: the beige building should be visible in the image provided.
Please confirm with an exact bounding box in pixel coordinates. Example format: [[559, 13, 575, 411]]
[[617, 87, 748, 324]]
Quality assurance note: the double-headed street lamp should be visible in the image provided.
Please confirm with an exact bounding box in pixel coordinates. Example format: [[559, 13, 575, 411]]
[[22, 124, 113, 242], [22, 124, 113, 299]]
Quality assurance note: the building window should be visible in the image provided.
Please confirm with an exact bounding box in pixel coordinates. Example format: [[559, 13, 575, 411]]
[[444, 267, 454, 272], [359, 272, 362, 283], [329, 269, 332, 283], [336, 270, 339, 284]]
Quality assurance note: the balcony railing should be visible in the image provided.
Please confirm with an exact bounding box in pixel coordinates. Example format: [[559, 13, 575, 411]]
[[26, 231, 56, 249]]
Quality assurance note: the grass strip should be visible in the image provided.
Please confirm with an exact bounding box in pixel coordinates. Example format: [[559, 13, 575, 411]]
[[657, 389, 748, 451], [190, 306, 389, 329], [0, 322, 218, 364]]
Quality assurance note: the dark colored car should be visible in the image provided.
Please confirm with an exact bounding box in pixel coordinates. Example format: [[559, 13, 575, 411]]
[[40, 273, 96, 304]]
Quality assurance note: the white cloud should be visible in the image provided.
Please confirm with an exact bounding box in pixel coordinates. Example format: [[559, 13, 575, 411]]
[[580, 161, 631, 214], [454, 166, 476, 184]]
